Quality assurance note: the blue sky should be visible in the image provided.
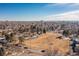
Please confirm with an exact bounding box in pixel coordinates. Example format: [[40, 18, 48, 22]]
[[0, 3, 79, 21]]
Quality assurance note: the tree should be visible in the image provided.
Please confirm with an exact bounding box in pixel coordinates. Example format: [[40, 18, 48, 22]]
[[43, 28, 46, 33], [62, 29, 71, 37], [19, 36, 24, 44], [0, 47, 5, 56]]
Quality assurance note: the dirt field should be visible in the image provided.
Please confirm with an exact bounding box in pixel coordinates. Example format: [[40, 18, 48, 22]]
[[22, 32, 70, 56]]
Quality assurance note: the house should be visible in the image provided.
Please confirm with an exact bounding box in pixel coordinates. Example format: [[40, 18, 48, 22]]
[[0, 37, 7, 44]]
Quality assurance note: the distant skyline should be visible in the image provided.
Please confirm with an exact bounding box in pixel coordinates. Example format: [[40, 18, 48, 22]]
[[0, 3, 79, 21]]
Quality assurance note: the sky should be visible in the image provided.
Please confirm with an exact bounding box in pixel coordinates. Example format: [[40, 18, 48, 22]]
[[0, 3, 79, 21]]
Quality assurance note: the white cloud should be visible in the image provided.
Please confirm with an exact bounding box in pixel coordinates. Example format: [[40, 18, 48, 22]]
[[46, 3, 68, 7], [42, 10, 79, 21], [45, 3, 79, 9]]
